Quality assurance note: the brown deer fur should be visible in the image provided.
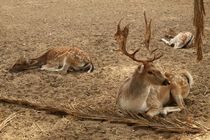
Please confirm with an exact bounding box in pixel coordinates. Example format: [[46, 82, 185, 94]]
[[10, 47, 94, 73]]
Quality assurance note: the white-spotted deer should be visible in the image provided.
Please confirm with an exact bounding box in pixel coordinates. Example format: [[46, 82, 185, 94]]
[[10, 47, 94, 73], [161, 30, 194, 49], [114, 12, 193, 118]]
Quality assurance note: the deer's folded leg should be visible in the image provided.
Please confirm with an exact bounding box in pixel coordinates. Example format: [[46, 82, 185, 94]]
[[40, 64, 59, 71], [161, 38, 170, 45], [146, 108, 162, 118], [160, 106, 181, 115]]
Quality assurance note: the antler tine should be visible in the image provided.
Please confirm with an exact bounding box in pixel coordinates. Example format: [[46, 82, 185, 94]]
[[154, 52, 163, 60], [147, 51, 163, 62], [123, 23, 130, 38], [150, 48, 158, 54], [117, 18, 123, 32], [143, 11, 163, 63], [144, 11, 152, 51], [144, 11, 148, 27], [120, 38, 142, 63]]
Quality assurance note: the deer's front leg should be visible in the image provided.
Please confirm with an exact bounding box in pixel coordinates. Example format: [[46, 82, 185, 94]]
[[146, 107, 162, 118], [160, 106, 181, 116], [161, 38, 170, 45], [174, 42, 184, 49], [161, 37, 176, 46], [40, 64, 59, 71], [53, 57, 70, 74]]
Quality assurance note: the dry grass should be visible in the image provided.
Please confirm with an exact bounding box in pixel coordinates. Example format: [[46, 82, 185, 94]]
[[0, 94, 209, 134], [68, 99, 208, 134], [0, 112, 17, 132]]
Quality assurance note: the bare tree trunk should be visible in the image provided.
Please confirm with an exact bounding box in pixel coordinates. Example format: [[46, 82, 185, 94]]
[[193, 0, 206, 61]]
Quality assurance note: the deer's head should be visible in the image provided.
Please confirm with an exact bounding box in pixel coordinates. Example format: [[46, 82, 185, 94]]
[[114, 12, 170, 86], [9, 56, 30, 72], [136, 63, 169, 86]]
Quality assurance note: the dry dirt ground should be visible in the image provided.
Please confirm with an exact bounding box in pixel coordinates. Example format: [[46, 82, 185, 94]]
[[0, 0, 210, 139]]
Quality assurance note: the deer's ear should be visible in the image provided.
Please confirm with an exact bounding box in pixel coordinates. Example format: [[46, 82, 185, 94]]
[[17, 56, 24, 62], [165, 72, 173, 78], [137, 65, 144, 74], [18, 55, 29, 64]]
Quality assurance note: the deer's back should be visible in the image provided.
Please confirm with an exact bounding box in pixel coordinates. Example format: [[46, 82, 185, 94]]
[[156, 72, 191, 105], [45, 47, 91, 65], [169, 73, 191, 98]]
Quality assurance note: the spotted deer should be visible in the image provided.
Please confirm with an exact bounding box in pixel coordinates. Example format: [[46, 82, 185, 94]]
[[114, 12, 193, 118], [161, 31, 194, 49], [9, 47, 94, 73]]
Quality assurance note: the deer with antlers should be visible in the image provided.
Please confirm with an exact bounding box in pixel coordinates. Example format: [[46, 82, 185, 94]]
[[9, 47, 94, 74], [114, 12, 193, 118]]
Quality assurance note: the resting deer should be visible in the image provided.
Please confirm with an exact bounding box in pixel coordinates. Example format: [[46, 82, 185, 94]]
[[161, 30, 194, 49], [9, 47, 94, 73], [114, 12, 193, 118]]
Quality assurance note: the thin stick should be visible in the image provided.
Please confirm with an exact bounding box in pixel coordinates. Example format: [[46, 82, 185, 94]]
[[34, 123, 45, 132], [203, 85, 209, 96], [194, 121, 210, 131], [0, 112, 17, 132]]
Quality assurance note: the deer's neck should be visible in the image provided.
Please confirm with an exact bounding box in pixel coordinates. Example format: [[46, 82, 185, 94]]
[[129, 71, 151, 98], [28, 53, 47, 68]]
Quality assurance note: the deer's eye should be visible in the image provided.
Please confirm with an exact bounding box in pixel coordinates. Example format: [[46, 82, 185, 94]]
[[148, 71, 153, 74]]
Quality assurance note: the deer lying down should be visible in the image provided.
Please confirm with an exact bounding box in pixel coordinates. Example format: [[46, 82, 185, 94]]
[[114, 13, 193, 118], [161, 31, 194, 49], [9, 47, 94, 73]]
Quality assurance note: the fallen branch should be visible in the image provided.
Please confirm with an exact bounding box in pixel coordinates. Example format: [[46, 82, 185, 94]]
[[0, 96, 209, 134], [0, 96, 69, 115], [72, 114, 203, 133], [68, 102, 208, 134]]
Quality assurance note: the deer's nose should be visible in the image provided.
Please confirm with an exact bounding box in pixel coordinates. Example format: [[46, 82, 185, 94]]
[[162, 79, 170, 85]]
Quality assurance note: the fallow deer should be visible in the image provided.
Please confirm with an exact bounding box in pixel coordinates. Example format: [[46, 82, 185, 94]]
[[114, 12, 193, 118], [9, 47, 94, 74], [161, 31, 194, 49]]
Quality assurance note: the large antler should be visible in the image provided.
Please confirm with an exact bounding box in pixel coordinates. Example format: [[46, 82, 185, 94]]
[[114, 18, 130, 52], [114, 12, 162, 63], [114, 19, 147, 63], [143, 11, 163, 62]]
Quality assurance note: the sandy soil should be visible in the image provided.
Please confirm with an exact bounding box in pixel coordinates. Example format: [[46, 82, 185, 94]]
[[0, 0, 210, 139]]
